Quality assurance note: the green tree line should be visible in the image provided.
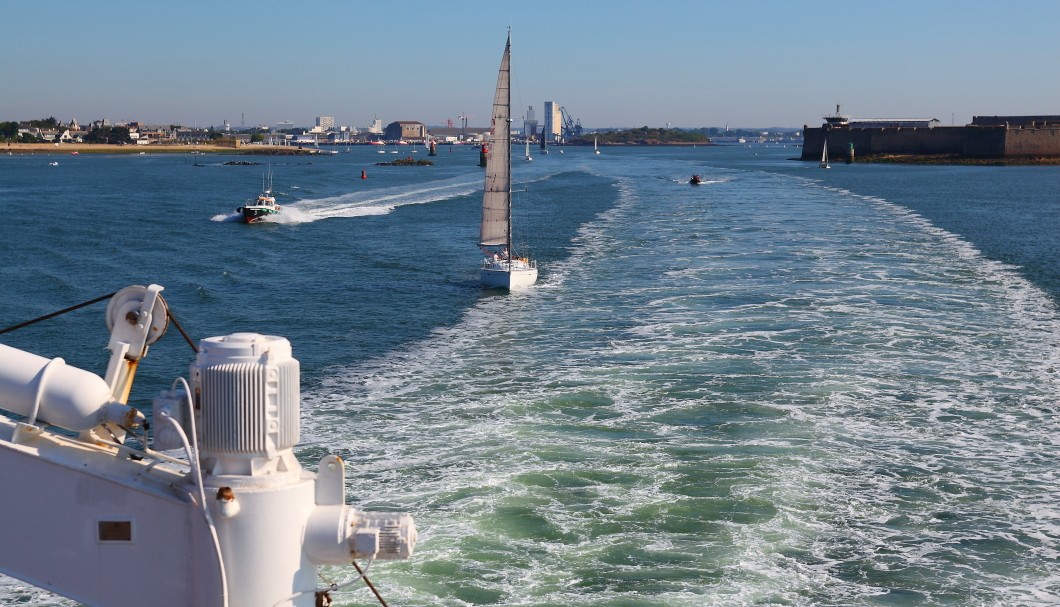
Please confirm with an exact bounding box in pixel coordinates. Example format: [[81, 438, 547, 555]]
[[576, 127, 711, 145], [0, 117, 62, 142], [83, 126, 132, 144]]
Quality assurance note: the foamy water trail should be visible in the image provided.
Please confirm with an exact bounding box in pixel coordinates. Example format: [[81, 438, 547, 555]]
[[209, 175, 482, 223], [293, 176, 481, 220], [300, 163, 1060, 606], [7, 149, 1058, 607]]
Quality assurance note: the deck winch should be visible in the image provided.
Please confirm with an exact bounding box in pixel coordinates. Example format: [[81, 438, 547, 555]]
[[0, 285, 416, 607]]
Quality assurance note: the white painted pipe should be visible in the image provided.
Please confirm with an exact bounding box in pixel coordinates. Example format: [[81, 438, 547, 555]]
[[0, 343, 141, 432]]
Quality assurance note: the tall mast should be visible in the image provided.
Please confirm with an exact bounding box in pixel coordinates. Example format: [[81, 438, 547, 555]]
[[506, 32, 513, 264]]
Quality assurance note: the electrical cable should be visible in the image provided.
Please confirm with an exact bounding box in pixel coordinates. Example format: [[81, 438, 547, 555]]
[[162, 377, 229, 607]]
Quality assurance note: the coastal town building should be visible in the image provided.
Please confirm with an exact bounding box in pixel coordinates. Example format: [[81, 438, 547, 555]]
[[384, 121, 427, 142], [364, 118, 384, 135], [5, 112, 501, 147], [425, 126, 488, 143]]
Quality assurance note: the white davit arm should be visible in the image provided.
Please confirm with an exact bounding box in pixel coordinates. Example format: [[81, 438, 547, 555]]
[[0, 343, 145, 433]]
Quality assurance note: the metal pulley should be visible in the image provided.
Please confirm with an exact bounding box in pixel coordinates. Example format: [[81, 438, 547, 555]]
[[103, 284, 169, 404], [105, 284, 169, 356]]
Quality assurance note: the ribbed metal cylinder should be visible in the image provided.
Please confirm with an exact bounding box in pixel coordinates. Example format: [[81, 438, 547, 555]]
[[191, 333, 299, 459]]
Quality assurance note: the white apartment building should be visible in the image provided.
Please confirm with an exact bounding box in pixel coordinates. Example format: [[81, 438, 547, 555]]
[[542, 101, 562, 142]]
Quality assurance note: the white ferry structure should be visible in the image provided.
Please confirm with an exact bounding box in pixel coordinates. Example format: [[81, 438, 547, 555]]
[[0, 284, 416, 607]]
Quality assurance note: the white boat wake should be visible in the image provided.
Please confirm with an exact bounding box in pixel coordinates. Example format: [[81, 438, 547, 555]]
[[293, 178, 480, 221]]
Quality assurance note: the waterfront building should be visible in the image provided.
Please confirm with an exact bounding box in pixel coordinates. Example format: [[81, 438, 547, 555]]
[[970, 115, 1060, 127], [523, 105, 538, 140], [427, 126, 487, 143], [543, 101, 562, 143], [847, 118, 940, 128], [803, 109, 1060, 161], [316, 116, 335, 131], [384, 121, 427, 142]]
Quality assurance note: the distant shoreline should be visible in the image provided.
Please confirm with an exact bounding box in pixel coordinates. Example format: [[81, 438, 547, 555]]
[[586, 141, 713, 147], [2, 143, 320, 155], [3, 141, 721, 155]]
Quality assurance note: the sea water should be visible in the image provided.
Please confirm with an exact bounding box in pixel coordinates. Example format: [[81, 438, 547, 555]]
[[0, 144, 1058, 606]]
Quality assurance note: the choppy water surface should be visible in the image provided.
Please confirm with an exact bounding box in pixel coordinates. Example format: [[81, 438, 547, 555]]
[[1, 145, 1058, 605]]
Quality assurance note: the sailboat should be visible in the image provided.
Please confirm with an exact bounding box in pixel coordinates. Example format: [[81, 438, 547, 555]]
[[480, 32, 538, 289], [594, 136, 600, 155], [525, 139, 532, 161], [819, 139, 830, 169]]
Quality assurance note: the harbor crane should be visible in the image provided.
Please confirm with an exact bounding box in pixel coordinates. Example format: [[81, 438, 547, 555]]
[[560, 106, 583, 142], [458, 113, 473, 138]]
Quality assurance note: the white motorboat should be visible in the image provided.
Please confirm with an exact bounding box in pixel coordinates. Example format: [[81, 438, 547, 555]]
[[236, 166, 281, 223]]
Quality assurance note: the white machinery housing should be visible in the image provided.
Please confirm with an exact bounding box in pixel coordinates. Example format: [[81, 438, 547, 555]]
[[0, 285, 416, 607]]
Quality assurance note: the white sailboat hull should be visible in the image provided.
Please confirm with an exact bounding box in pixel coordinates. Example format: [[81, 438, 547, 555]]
[[480, 258, 538, 289]]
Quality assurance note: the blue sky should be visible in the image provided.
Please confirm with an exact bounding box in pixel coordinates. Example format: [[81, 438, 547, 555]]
[[5, 0, 1060, 129]]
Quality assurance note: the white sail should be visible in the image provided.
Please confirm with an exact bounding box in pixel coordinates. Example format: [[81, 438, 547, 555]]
[[480, 34, 512, 248], [479, 32, 537, 289]]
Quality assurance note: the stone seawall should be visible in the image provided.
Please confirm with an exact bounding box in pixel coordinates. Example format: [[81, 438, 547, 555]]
[[802, 124, 1060, 161], [1005, 127, 1060, 157]]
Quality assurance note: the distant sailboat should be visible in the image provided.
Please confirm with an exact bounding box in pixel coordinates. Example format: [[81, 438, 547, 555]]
[[594, 136, 600, 154], [525, 139, 532, 161], [479, 31, 537, 289], [820, 139, 830, 169]]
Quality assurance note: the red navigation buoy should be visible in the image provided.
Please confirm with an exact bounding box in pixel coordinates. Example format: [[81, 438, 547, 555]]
[[361, 170, 367, 179]]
